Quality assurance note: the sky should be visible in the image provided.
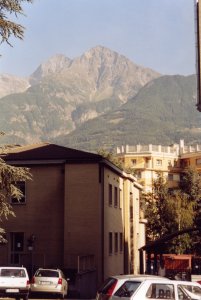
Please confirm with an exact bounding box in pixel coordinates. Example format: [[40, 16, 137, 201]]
[[0, 0, 197, 77]]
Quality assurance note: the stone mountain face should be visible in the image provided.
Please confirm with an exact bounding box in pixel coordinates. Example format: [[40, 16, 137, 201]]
[[29, 54, 72, 85], [0, 74, 30, 98], [0, 46, 160, 144], [55, 74, 199, 152]]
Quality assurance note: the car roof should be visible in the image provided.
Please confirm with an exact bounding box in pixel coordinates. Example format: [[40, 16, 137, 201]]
[[110, 274, 169, 281], [0, 267, 26, 269], [173, 280, 201, 286]]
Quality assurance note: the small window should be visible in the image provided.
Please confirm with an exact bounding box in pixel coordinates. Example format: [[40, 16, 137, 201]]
[[156, 159, 162, 166], [119, 233, 123, 252], [11, 181, 26, 204], [109, 232, 113, 255], [196, 158, 201, 165], [168, 174, 174, 181], [119, 189, 122, 209], [114, 233, 118, 253], [131, 159, 137, 166], [168, 160, 172, 166], [114, 187, 118, 207], [109, 184, 112, 206]]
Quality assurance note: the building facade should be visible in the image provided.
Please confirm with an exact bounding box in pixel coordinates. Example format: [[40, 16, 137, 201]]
[[0, 143, 145, 294]]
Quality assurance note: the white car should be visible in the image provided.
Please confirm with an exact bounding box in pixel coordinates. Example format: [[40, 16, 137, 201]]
[[111, 277, 201, 300], [96, 274, 168, 300], [30, 268, 68, 299], [0, 266, 30, 300]]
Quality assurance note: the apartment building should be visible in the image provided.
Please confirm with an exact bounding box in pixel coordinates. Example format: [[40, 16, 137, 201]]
[[116, 140, 201, 192], [0, 143, 145, 295]]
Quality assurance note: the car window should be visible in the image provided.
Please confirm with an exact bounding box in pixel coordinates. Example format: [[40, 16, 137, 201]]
[[180, 284, 201, 295], [114, 281, 141, 297], [146, 283, 175, 299], [35, 270, 59, 277], [177, 286, 191, 300], [0, 268, 26, 277], [98, 277, 117, 294]]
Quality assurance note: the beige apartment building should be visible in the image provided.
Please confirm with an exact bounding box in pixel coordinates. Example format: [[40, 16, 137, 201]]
[[0, 143, 146, 296], [116, 140, 201, 192]]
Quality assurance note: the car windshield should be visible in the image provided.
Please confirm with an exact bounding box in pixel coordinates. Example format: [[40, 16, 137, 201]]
[[114, 281, 141, 297], [0, 269, 26, 277], [35, 270, 59, 277]]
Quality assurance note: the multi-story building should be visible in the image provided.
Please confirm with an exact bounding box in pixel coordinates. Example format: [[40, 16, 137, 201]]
[[0, 143, 146, 297], [116, 140, 201, 192]]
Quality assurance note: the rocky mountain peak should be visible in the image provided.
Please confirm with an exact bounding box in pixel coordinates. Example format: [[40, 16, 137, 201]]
[[30, 54, 72, 84]]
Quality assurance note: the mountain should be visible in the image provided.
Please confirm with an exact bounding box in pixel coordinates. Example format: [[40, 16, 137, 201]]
[[54, 74, 200, 151], [0, 46, 160, 144], [0, 74, 30, 98]]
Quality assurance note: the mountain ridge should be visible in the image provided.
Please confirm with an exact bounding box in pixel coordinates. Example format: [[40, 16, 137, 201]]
[[0, 46, 161, 145]]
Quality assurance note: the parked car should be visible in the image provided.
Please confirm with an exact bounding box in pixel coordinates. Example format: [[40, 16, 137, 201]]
[[96, 274, 168, 300], [30, 268, 68, 298], [110, 277, 201, 300], [0, 266, 30, 300]]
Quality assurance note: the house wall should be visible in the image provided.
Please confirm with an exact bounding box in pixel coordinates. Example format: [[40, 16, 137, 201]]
[[103, 168, 124, 279], [63, 163, 102, 284], [1, 164, 65, 269]]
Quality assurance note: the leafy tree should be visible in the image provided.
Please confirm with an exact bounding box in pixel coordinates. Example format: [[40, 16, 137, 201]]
[[0, 148, 32, 242], [179, 167, 201, 255], [144, 171, 197, 254], [0, 0, 33, 46], [168, 190, 195, 254], [0, 0, 33, 241], [98, 148, 124, 170], [144, 173, 174, 241]]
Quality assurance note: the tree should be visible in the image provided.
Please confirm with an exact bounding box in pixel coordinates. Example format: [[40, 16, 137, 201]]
[[98, 148, 124, 170], [144, 171, 197, 254], [0, 0, 33, 46], [0, 0, 33, 241], [144, 173, 175, 241], [0, 148, 32, 242]]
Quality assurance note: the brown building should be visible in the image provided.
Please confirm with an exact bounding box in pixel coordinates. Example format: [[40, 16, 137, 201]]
[[0, 143, 145, 296]]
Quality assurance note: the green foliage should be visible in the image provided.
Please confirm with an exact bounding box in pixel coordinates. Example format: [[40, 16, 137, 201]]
[[144, 170, 199, 254], [144, 173, 174, 240], [0, 148, 32, 242], [0, 0, 33, 46], [97, 148, 124, 170]]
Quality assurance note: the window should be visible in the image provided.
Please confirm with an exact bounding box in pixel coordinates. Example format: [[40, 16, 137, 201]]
[[114, 233, 118, 253], [115, 281, 141, 297], [156, 159, 162, 166], [146, 283, 175, 299], [168, 160, 172, 166], [11, 181, 26, 204], [114, 187, 118, 207], [109, 184, 112, 206], [168, 174, 173, 181], [196, 158, 201, 165], [131, 159, 137, 166], [10, 232, 24, 264], [119, 233, 123, 252], [119, 189, 123, 209], [109, 232, 113, 255]]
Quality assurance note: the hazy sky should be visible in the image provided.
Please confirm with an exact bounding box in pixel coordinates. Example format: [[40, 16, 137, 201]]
[[0, 0, 196, 77]]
